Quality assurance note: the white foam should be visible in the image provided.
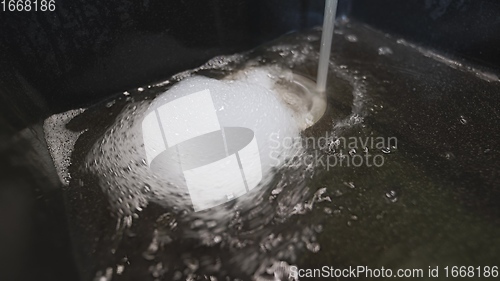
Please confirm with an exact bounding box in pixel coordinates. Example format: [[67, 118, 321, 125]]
[[43, 108, 86, 185], [85, 66, 302, 215]]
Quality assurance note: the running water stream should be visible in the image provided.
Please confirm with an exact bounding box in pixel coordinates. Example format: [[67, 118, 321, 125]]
[[317, 0, 338, 92]]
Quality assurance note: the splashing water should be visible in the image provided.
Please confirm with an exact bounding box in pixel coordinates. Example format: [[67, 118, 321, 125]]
[[43, 23, 371, 279]]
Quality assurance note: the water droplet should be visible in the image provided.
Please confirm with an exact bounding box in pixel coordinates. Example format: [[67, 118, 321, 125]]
[[314, 224, 323, 233], [106, 100, 115, 108], [191, 219, 204, 228], [214, 235, 222, 243], [444, 152, 455, 160], [378, 46, 393, 55], [343, 181, 355, 189], [346, 34, 358, 42], [183, 258, 199, 271], [385, 190, 398, 203], [306, 35, 319, 41], [116, 265, 124, 275], [307, 242, 320, 253]]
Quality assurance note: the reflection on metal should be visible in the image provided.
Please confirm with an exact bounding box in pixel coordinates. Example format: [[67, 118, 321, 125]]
[[142, 89, 262, 211]]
